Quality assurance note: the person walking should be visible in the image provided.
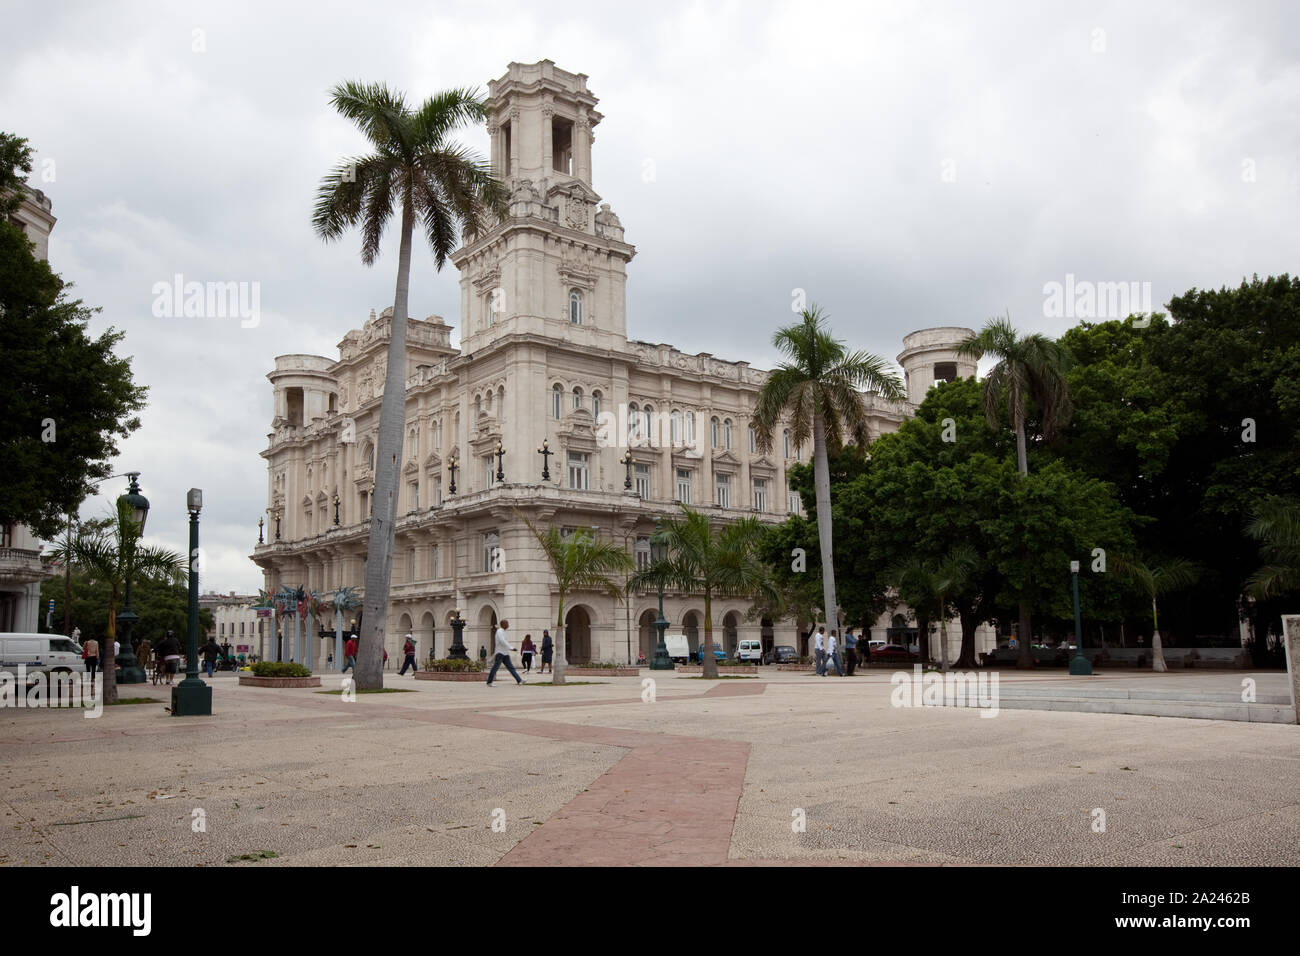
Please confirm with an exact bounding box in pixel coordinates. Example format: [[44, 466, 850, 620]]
[[486, 619, 525, 686], [201, 637, 222, 677], [844, 627, 857, 676], [399, 633, 419, 676], [825, 630, 843, 676], [539, 630, 553, 674], [341, 634, 358, 673], [813, 627, 826, 675], [83, 637, 100, 685], [158, 631, 182, 686], [520, 634, 535, 672]]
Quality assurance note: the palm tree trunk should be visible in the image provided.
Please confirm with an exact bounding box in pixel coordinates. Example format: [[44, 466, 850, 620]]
[[103, 603, 118, 704], [1151, 598, 1166, 672], [811, 413, 839, 641], [553, 594, 567, 685], [357, 198, 415, 689], [938, 606, 950, 671], [703, 591, 718, 679], [955, 603, 979, 668], [918, 619, 930, 664], [1014, 420, 1029, 477]]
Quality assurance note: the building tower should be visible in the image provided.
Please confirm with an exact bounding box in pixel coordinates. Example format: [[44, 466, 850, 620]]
[[452, 60, 636, 357], [896, 327, 978, 405]]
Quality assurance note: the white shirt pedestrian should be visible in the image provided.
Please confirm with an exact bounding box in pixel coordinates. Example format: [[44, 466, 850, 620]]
[[814, 631, 825, 653], [494, 626, 513, 657]]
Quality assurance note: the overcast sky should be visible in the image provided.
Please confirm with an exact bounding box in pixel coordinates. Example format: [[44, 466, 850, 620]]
[[4, 0, 1297, 593]]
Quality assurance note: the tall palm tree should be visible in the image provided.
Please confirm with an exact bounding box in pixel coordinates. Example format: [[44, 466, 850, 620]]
[[956, 315, 1073, 668], [1112, 555, 1200, 672], [888, 546, 978, 671], [631, 507, 774, 679], [752, 305, 904, 646], [1246, 498, 1300, 598], [52, 498, 184, 704], [313, 81, 507, 690], [523, 517, 633, 685]]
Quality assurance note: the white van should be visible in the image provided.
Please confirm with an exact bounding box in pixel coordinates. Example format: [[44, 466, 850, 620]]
[[0, 633, 86, 680], [737, 639, 763, 663], [662, 634, 691, 663]]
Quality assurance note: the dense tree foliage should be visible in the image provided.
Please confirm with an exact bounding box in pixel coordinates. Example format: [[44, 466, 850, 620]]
[[1, 131, 148, 539]]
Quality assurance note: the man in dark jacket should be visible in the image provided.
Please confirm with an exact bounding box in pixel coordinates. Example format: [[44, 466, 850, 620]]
[[201, 637, 222, 677]]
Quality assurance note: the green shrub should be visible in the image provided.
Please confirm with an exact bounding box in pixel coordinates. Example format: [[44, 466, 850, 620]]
[[250, 661, 312, 678], [424, 658, 483, 673]]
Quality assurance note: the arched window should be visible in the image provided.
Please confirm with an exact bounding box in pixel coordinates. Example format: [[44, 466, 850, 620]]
[[724, 418, 732, 450], [642, 405, 653, 443], [783, 429, 791, 460], [591, 391, 601, 418], [485, 390, 492, 413], [629, 402, 641, 443], [711, 417, 720, 449], [670, 409, 682, 445], [474, 394, 482, 425], [569, 289, 583, 325], [748, 424, 756, 454], [572, 386, 583, 410], [552, 384, 563, 420]]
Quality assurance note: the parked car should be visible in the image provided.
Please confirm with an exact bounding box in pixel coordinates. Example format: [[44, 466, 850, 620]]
[[765, 645, 798, 664], [0, 633, 86, 681], [695, 642, 726, 663], [663, 634, 691, 663], [871, 643, 918, 662], [737, 639, 764, 663]]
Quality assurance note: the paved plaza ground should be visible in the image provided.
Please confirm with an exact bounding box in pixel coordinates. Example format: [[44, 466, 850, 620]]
[[1, 668, 1296, 866]]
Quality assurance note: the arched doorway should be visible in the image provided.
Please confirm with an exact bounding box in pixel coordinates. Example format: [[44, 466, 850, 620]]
[[421, 611, 436, 659], [722, 612, 739, 658], [477, 606, 498, 662], [682, 611, 701, 657], [565, 607, 592, 664], [638, 609, 658, 661]]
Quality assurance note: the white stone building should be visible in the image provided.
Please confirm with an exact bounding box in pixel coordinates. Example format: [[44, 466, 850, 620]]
[[252, 61, 989, 665]]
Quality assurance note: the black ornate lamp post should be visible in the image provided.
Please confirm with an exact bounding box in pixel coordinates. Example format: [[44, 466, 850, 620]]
[[332, 493, 340, 525], [448, 609, 468, 660], [1069, 559, 1093, 675], [257, 517, 264, 545], [448, 455, 458, 495], [620, 451, 634, 490], [173, 488, 213, 715], [114, 473, 150, 684], [538, 439, 553, 481], [649, 517, 674, 671], [273, 510, 281, 540], [495, 441, 506, 483]]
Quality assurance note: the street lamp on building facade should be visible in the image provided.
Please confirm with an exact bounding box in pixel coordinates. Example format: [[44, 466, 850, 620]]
[[538, 439, 553, 481]]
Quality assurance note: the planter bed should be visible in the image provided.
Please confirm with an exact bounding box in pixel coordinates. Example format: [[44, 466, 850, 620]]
[[238, 675, 321, 688], [416, 671, 486, 682], [673, 664, 762, 675], [564, 667, 639, 677]]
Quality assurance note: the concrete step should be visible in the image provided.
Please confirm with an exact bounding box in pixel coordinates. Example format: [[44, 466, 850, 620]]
[[990, 696, 1294, 723], [994, 686, 1290, 705]]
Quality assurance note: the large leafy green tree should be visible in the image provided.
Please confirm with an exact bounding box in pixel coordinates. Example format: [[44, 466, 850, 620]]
[[1, 134, 148, 539], [1058, 276, 1300, 644], [752, 305, 903, 640], [523, 517, 633, 685], [888, 545, 978, 670], [956, 316, 1074, 667], [631, 507, 774, 679], [50, 500, 185, 703], [41, 568, 213, 649], [313, 82, 506, 690]]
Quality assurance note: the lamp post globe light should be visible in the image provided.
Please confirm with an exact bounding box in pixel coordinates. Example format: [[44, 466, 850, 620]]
[[114, 472, 150, 684], [173, 488, 213, 715], [649, 517, 674, 671], [1068, 559, 1093, 676]]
